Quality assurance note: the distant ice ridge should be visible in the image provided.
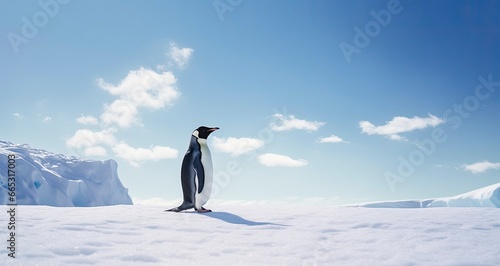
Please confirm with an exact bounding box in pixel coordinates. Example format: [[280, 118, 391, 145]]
[[0, 140, 133, 207], [353, 183, 500, 208]]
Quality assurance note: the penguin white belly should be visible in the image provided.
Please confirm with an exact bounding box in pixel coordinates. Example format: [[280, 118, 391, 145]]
[[195, 141, 213, 209]]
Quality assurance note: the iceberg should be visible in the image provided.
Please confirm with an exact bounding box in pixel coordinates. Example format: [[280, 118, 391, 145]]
[[0, 140, 133, 207], [353, 183, 500, 208]]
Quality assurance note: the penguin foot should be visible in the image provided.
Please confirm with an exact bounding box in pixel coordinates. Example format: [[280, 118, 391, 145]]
[[196, 207, 212, 213], [166, 203, 195, 212], [165, 207, 181, 212]]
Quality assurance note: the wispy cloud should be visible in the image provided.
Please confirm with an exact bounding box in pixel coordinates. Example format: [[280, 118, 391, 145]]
[[359, 114, 444, 141], [318, 134, 348, 143], [112, 142, 178, 167], [270, 113, 325, 132], [212, 137, 264, 156], [98, 67, 179, 128], [258, 153, 308, 167], [12, 113, 23, 119], [462, 161, 500, 174], [76, 115, 98, 125], [43, 116, 52, 123], [168, 42, 194, 69]]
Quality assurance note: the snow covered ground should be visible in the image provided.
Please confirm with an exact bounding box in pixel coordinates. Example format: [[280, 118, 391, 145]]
[[2, 202, 500, 265]]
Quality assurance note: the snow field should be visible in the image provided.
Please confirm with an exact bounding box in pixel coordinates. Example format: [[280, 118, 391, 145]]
[[1, 203, 499, 265]]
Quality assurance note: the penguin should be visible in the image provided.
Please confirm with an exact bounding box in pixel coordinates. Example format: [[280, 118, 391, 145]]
[[167, 126, 219, 213]]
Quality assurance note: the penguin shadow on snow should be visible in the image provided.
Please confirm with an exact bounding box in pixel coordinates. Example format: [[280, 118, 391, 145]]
[[195, 211, 287, 227]]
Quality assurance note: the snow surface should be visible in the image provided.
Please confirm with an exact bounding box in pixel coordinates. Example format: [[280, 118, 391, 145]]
[[1, 202, 500, 265], [351, 183, 500, 208], [0, 140, 132, 206]]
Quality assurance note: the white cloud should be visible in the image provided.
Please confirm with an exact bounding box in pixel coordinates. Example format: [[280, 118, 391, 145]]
[[212, 137, 264, 156], [112, 142, 178, 167], [83, 146, 108, 157], [270, 113, 325, 132], [101, 99, 140, 128], [359, 114, 444, 141], [67, 47, 191, 166], [318, 134, 348, 143], [98, 67, 179, 128], [387, 134, 406, 141], [77, 115, 98, 125], [67, 66, 182, 164], [462, 161, 500, 174], [43, 116, 52, 123], [66, 129, 117, 149], [168, 42, 194, 69], [66, 128, 179, 164], [258, 153, 308, 167]]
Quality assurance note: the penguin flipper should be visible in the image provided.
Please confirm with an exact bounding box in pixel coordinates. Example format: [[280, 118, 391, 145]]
[[193, 154, 205, 193]]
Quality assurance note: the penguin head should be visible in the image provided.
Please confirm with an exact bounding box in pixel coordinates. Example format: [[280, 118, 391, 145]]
[[193, 126, 219, 139]]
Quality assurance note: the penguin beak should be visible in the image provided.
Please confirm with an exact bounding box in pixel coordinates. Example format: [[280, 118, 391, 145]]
[[208, 127, 220, 132]]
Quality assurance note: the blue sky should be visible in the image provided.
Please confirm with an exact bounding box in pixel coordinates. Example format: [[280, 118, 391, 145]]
[[1, 0, 499, 205]]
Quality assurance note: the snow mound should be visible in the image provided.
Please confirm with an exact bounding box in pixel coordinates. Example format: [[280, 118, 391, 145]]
[[354, 183, 500, 208], [428, 183, 500, 207], [0, 140, 132, 207]]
